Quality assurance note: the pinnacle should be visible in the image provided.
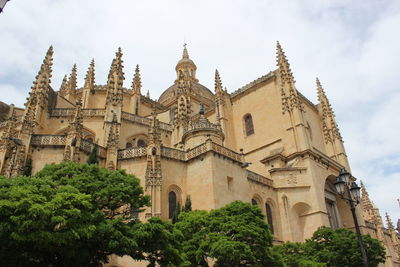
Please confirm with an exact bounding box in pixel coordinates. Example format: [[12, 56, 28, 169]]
[[215, 69, 223, 93], [385, 212, 394, 230], [182, 43, 189, 59], [132, 64, 142, 93], [84, 59, 95, 89]]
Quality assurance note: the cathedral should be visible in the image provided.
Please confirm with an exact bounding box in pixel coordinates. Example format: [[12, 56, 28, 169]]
[[0, 43, 399, 266]]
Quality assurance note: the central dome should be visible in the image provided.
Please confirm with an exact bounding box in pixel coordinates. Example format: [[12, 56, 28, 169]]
[[158, 45, 215, 108]]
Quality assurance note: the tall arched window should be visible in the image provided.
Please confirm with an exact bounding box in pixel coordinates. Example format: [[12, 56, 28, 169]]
[[168, 191, 177, 219], [265, 203, 274, 234], [244, 114, 254, 136]]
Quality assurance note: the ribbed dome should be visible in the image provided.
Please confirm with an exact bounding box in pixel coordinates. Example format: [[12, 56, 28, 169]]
[[158, 82, 214, 107]]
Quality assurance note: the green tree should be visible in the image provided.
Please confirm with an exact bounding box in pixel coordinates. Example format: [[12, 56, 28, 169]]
[[176, 201, 281, 267], [273, 242, 325, 267], [172, 201, 182, 224], [175, 210, 210, 266], [275, 227, 386, 267], [86, 145, 99, 165], [305, 227, 386, 267], [183, 195, 192, 212], [0, 162, 180, 267], [133, 217, 184, 267]]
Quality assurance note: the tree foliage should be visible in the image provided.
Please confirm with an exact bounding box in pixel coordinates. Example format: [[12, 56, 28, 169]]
[[175, 201, 281, 267], [275, 227, 386, 267], [0, 162, 163, 267], [183, 195, 192, 212]]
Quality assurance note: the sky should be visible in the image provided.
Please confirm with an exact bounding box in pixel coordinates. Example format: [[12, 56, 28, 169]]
[[0, 0, 399, 226]]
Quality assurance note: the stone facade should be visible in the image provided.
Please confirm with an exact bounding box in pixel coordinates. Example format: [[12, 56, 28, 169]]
[[0, 44, 399, 266]]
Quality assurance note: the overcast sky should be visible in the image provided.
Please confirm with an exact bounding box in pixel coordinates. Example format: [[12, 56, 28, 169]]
[[1, 0, 399, 225]]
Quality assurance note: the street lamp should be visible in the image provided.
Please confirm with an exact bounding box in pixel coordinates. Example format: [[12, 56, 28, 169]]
[[334, 168, 369, 267], [0, 0, 10, 13]]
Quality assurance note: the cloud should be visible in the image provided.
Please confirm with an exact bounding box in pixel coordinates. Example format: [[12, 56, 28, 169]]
[[0, 0, 399, 225]]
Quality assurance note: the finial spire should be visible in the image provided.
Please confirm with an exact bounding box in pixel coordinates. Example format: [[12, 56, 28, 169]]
[[182, 43, 189, 59], [146, 90, 150, 98], [132, 64, 142, 94], [386, 212, 395, 230], [59, 75, 68, 96], [68, 64, 77, 93], [84, 59, 95, 90], [316, 78, 342, 142], [215, 69, 223, 93], [276, 41, 294, 86], [106, 48, 125, 106]]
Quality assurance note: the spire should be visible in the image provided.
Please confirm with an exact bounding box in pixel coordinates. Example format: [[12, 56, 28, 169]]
[[22, 46, 53, 132], [215, 69, 223, 94], [68, 64, 78, 94], [84, 59, 95, 91], [276, 41, 295, 86], [132, 64, 142, 94], [106, 48, 125, 106], [276, 42, 302, 113], [316, 78, 342, 142], [182, 43, 189, 59], [59, 75, 68, 96], [385, 213, 395, 231], [146, 90, 150, 98], [175, 44, 198, 83]]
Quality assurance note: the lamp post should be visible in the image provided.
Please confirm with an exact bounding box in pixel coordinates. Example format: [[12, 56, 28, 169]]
[[0, 0, 10, 13], [334, 168, 369, 267]]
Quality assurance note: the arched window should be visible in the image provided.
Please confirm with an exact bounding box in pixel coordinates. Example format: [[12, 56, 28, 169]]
[[86, 137, 93, 143], [126, 142, 132, 149], [168, 191, 177, 219], [244, 114, 254, 136], [137, 139, 147, 147], [251, 198, 258, 206], [265, 203, 274, 234]]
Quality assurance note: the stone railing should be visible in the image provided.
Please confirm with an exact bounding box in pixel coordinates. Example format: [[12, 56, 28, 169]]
[[211, 142, 243, 162], [247, 170, 274, 187], [121, 111, 173, 132], [159, 121, 173, 132], [50, 108, 75, 117], [79, 139, 107, 158], [82, 109, 106, 117], [186, 143, 208, 160], [51, 108, 106, 118], [117, 147, 147, 160], [121, 111, 151, 126], [160, 146, 186, 161], [31, 134, 67, 146]]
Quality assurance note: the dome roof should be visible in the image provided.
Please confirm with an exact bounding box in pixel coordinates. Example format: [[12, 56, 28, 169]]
[[158, 82, 215, 107]]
